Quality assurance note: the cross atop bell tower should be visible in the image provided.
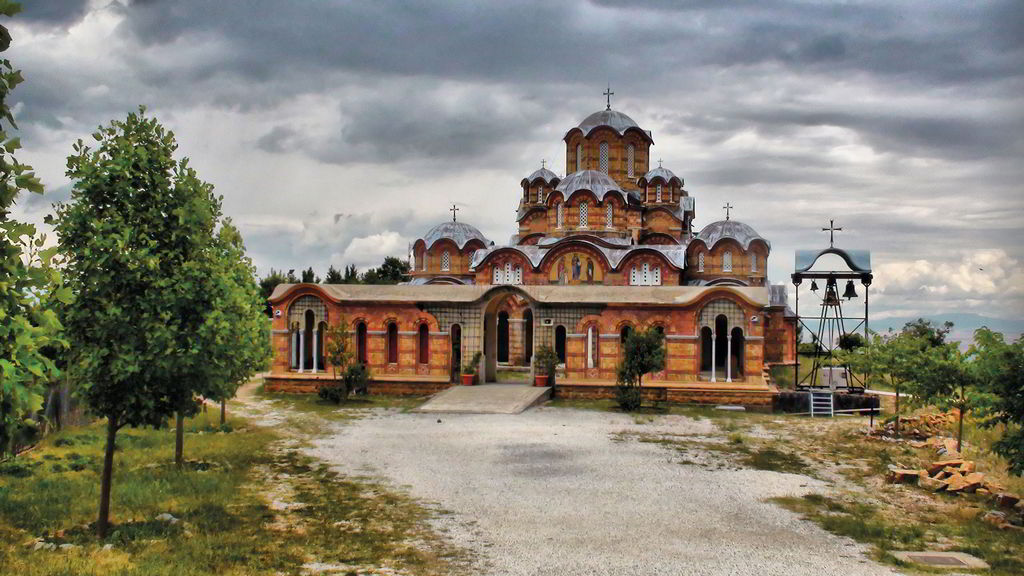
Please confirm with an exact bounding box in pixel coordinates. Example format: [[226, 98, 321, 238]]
[[822, 219, 842, 247]]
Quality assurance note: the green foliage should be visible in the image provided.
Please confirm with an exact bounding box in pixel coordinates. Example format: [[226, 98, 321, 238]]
[[840, 330, 926, 434], [615, 328, 666, 412], [837, 332, 865, 351], [0, 5, 67, 456], [323, 265, 343, 284], [343, 264, 360, 283], [318, 317, 369, 403], [534, 346, 558, 382], [901, 317, 953, 347], [319, 364, 369, 404], [798, 342, 821, 356], [301, 266, 319, 283], [971, 328, 1024, 475], [362, 256, 410, 284], [462, 351, 482, 375]]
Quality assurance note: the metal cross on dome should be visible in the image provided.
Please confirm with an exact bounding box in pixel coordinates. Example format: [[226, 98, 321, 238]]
[[822, 219, 843, 247], [541, 159, 546, 169], [723, 202, 733, 221], [450, 204, 459, 222], [604, 84, 614, 110], [658, 158, 663, 168]]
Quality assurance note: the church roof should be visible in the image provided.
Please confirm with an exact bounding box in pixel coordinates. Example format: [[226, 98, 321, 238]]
[[418, 221, 490, 250], [269, 283, 770, 308], [522, 167, 560, 186], [468, 238, 689, 270], [555, 170, 630, 203], [693, 220, 770, 251], [639, 166, 682, 186], [570, 109, 652, 141]]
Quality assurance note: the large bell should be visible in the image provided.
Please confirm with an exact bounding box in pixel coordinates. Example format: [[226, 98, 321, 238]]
[[824, 281, 840, 306], [843, 280, 859, 299], [810, 280, 819, 292]]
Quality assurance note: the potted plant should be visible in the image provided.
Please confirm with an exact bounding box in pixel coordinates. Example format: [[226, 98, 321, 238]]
[[461, 351, 482, 385], [534, 346, 558, 387]]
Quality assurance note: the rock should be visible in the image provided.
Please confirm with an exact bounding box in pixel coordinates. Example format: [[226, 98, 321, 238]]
[[33, 541, 46, 551], [945, 473, 971, 492], [928, 459, 964, 476], [942, 438, 961, 457], [977, 488, 990, 496], [909, 440, 928, 449], [982, 510, 1007, 527], [886, 467, 922, 484], [992, 493, 1020, 509], [919, 476, 947, 492], [58, 544, 77, 551], [102, 544, 113, 551], [155, 513, 179, 524]]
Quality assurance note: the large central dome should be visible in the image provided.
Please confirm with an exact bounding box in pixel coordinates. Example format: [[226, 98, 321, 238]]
[[577, 108, 642, 136]]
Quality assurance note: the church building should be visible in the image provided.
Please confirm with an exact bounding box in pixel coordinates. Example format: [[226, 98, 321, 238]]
[[267, 99, 797, 407]]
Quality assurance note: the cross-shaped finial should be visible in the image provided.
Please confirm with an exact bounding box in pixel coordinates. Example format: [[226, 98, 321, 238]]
[[723, 202, 733, 221], [604, 84, 614, 111], [541, 159, 546, 169], [450, 203, 459, 222], [822, 219, 843, 247], [658, 158, 663, 168]]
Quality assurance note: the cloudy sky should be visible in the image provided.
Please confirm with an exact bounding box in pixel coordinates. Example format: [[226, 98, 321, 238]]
[[8, 0, 1024, 333]]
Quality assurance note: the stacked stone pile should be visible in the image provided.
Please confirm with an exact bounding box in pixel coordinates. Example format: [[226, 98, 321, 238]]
[[885, 438, 1022, 530], [869, 412, 956, 440]]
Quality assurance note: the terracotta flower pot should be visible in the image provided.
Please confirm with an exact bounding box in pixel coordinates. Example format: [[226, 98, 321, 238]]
[[461, 373, 476, 386], [534, 374, 549, 387]]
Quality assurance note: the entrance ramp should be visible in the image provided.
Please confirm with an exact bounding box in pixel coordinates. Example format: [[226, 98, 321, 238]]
[[417, 384, 551, 415]]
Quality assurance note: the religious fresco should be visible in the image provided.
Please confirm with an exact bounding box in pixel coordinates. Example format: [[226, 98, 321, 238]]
[[548, 251, 603, 284]]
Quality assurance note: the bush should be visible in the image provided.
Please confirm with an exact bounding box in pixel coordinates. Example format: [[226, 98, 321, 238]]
[[614, 386, 643, 412], [462, 351, 482, 376], [0, 458, 36, 478], [534, 346, 558, 382], [798, 342, 821, 356], [318, 363, 370, 404]]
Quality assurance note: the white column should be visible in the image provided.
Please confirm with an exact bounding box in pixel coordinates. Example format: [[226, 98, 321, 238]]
[[711, 332, 717, 382], [726, 335, 732, 383], [291, 331, 297, 369], [299, 331, 305, 373], [312, 331, 318, 374]]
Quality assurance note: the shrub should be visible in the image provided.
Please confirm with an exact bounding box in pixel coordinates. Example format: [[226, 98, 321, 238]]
[[614, 386, 643, 411], [534, 346, 558, 382], [318, 363, 370, 404], [462, 351, 482, 376]]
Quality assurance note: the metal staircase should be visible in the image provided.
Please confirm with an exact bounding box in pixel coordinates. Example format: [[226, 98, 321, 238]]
[[809, 391, 834, 417]]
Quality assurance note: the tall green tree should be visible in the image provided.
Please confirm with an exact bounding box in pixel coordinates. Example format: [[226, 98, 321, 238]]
[[343, 264, 360, 283], [301, 266, 319, 283], [972, 328, 1024, 476], [55, 107, 220, 537], [901, 318, 953, 348], [910, 341, 990, 453], [0, 2, 68, 457], [362, 256, 409, 284], [841, 331, 925, 436], [323, 265, 343, 284], [615, 328, 665, 411]]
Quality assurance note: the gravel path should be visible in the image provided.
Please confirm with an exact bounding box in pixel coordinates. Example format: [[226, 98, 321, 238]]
[[307, 406, 905, 576]]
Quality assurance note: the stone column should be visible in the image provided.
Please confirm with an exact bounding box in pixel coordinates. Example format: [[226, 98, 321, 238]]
[[726, 335, 732, 383], [312, 331, 318, 374], [711, 332, 717, 382], [298, 331, 305, 373], [291, 331, 297, 369]]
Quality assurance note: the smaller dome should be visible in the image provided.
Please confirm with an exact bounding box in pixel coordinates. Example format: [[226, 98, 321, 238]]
[[555, 169, 626, 202], [695, 220, 770, 250], [640, 166, 682, 186], [522, 166, 560, 186], [419, 221, 490, 250], [569, 108, 653, 141]]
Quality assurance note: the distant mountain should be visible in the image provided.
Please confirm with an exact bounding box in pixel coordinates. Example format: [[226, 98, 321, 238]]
[[874, 313, 1023, 344]]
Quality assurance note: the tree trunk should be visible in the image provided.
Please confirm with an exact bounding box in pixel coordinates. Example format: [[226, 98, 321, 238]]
[[894, 387, 901, 437], [957, 407, 965, 454], [98, 415, 118, 539], [175, 411, 184, 468], [220, 400, 226, 426]]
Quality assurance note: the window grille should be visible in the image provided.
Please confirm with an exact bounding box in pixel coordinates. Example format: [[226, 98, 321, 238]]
[[599, 142, 609, 174], [556, 202, 563, 228], [579, 201, 588, 229], [723, 251, 733, 272], [698, 252, 705, 272], [514, 265, 522, 285], [537, 187, 543, 203], [750, 253, 757, 273], [576, 144, 582, 171], [505, 262, 512, 283], [630, 266, 638, 285], [441, 250, 451, 272], [656, 183, 662, 203], [653, 267, 661, 285], [605, 203, 613, 228], [493, 266, 502, 284], [627, 144, 635, 178], [642, 262, 650, 285]]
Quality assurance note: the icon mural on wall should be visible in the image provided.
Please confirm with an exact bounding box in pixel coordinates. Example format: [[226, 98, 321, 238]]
[[557, 258, 567, 285], [586, 258, 594, 282], [572, 255, 581, 280]]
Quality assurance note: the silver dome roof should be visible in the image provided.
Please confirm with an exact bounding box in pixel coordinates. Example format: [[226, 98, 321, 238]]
[[555, 170, 627, 202], [570, 109, 652, 140], [694, 220, 770, 250], [418, 221, 490, 250], [522, 167, 560, 185], [640, 166, 681, 184]]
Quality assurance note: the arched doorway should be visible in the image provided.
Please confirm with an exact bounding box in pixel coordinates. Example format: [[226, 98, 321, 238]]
[[700, 326, 713, 372], [304, 310, 315, 371], [317, 321, 327, 371], [731, 326, 745, 379], [620, 325, 632, 359], [715, 314, 728, 376], [555, 325, 567, 364], [497, 311, 510, 363], [387, 322, 398, 364], [418, 324, 430, 364], [450, 323, 462, 382], [356, 322, 367, 365], [523, 310, 533, 364]]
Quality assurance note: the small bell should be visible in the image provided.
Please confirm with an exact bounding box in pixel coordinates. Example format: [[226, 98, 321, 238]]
[[843, 280, 858, 300], [810, 280, 819, 292]]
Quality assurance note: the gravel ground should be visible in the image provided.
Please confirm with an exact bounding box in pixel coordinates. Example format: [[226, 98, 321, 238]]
[[307, 406, 905, 576]]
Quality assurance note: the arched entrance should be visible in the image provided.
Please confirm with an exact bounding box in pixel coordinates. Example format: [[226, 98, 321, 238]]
[[497, 311, 510, 363], [450, 324, 462, 382], [523, 310, 533, 364], [356, 322, 367, 365], [304, 310, 315, 371], [555, 326, 567, 364], [715, 315, 728, 376], [482, 288, 534, 382], [700, 326, 713, 372], [731, 326, 745, 379]]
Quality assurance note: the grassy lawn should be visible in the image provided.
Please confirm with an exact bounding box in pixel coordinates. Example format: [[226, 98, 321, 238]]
[[254, 386, 425, 423], [0, 408, 463, 576]]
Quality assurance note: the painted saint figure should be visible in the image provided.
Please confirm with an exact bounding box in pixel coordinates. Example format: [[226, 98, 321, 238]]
[[572, 254, 581, 280]]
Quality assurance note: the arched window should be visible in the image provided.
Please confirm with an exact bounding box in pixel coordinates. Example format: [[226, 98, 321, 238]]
[[587, 325, 599, 369], [620, 325, 632, 358], [505, 262, 513, 283], [555, 325, 567, 364], [599, 141, 609, 174], [652, 266, 662, 286], [698, 252, 705, 272], [642, 262, 650, 284], [576, 143, 582, 171], [556, 202, 564, 228], [537, 187, 544, 203], [605, 203, 613, 228], [723, 251, 733, 272], [356, 322, 367, 365], [630, 266, 638, 285], [514, 265, 522, 285], [421, 251, 427, 271], [493, 265, 502, 284], [418, 324, 429, 364], [387, 322, 398, 364], [626, 144, 635, 178], [750, 253, 757, 273], [579, 201, 588, 229], [656, 183, 663, 203], [441, 250, 451, 272]]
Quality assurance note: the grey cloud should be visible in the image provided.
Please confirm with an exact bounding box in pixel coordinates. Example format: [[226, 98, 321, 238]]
[[18, 0, 93, 27]]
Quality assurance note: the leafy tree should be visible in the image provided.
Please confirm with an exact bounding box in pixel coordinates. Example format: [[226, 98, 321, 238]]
[[615, 328, 665, 411], [972, 328, 1024, 476], [901, 318, 953, 348], [55, 107, 220, 537], [343, 264, 360, 284], [0, 2, 69, 456], [323, 265, 343, 284], [838, 332, 865, 351], [362, 256, 409, 284], [301, 266, 319, 283], [318, 315, 367, 403], [909, 342, 990, 453], [841, 331, 925, 436]]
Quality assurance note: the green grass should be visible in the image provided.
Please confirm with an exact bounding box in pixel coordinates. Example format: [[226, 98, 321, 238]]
[[255, 386, 424, 420], [0, 410, 462, 576]]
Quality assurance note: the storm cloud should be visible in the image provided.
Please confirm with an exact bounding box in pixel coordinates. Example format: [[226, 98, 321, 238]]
[[7, 0, 1024, 327]]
